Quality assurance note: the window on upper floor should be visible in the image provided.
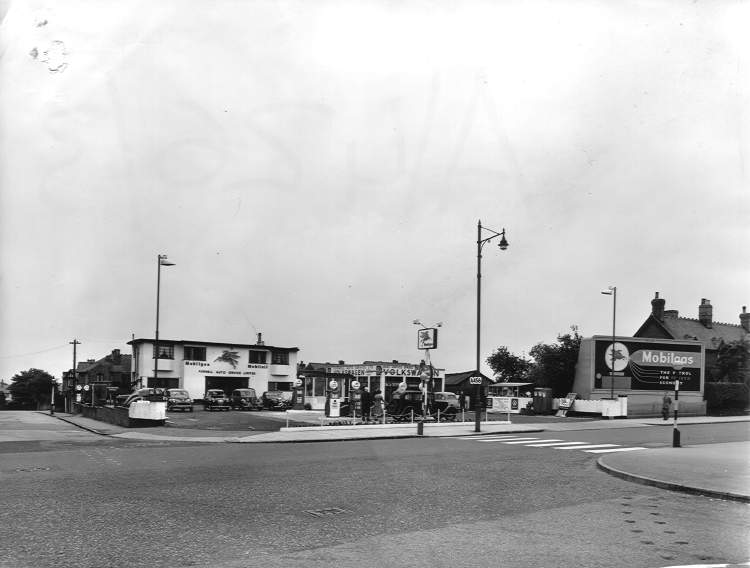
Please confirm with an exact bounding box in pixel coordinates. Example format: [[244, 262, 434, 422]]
[[184, 346, 206, 361], [153, 345, 174, 359], [271, 350, 289, 365], [249, 350, 267, 364]]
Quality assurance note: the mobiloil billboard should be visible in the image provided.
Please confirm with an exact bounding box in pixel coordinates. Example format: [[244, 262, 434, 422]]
[[593, 337, 703, 392]]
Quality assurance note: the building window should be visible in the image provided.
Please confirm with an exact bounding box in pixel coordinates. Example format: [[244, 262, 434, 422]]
[[249, 350, 267, 364], [184, 346, 206, 361], [271, 350, 289, 365], [153, 345, 174, 359]]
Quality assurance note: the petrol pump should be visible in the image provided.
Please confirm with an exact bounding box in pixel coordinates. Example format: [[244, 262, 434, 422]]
[[325, 379, 341, 417]]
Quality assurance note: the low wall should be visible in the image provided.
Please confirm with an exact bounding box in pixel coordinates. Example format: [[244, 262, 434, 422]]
[[72, 403, 166, 427]]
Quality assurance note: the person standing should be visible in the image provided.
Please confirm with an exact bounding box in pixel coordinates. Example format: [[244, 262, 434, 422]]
[[361, 387, 372, 423], [662, 391, 672, 420]]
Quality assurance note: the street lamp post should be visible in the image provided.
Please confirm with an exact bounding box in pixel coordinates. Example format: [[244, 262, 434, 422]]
[[476, 220, 509, 433], [154, 255, 175, 391], [601, 286, 617, 400]]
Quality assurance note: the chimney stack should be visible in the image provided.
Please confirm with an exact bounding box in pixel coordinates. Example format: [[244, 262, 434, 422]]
[[651, 292, 665, 321], [111, 349, 121, 363], [740, 306, 750, 332], [256, 333, 264, 345], [698, 298, 713, 328]]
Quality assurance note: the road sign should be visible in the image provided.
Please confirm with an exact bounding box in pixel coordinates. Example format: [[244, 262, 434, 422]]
[[469, 376, 483, 385]]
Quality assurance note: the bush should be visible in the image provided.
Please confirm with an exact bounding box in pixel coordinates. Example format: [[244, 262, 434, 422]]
[[704, 382, 750, 411]]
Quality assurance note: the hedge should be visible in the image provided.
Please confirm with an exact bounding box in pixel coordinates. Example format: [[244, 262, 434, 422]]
[[704, 382, 750, 410]]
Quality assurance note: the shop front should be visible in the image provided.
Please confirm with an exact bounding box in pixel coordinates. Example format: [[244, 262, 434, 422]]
[[300, 361, 445, 411]]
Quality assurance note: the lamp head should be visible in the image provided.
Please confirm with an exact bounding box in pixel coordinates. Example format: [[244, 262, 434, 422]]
[[412, 319, 423, 326], [498, 229, 509, 251]]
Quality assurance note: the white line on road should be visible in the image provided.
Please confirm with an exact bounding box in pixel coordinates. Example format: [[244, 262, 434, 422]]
[[583, 447, 648, 453], [553, 444, 619, 450], [458, 434, 532, 442], [523, 441, 589, 447], [475, 437, 539, 443]]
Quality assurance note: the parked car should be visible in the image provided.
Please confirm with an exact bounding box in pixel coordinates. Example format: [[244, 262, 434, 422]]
[[166, 388, 194, 412], [203, 389, 230, 411], [230, 388, 262, 410], [119, 388, 166, 408], [433, 391, 459, 421], [261, 390, 293, 410]]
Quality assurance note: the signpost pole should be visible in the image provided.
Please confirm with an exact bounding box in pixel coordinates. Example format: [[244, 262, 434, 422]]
[[672, 380, 680, 448]]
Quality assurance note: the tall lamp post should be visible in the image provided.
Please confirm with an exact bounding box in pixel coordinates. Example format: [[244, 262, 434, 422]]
[[476, 220, 509, 433], [154, 254, 175, 390], [601, 285, 617, 400]]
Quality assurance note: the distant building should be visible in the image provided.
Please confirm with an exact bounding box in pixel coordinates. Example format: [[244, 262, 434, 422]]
[[634, 293, 749, 381], [127, 333, 299, 401], [62, 349, 132, 393]]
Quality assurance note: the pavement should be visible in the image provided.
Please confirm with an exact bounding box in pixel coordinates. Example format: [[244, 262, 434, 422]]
[[12, 410, 750, 503]]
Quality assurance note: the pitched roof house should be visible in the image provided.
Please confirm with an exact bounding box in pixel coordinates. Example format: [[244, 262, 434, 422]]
[[634, 293, 749, 380]]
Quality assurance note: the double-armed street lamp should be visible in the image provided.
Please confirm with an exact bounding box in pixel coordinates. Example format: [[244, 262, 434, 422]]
[[475, 220, 509, 433], [601, 285, 617, 400], [154, 254, 175, 390]]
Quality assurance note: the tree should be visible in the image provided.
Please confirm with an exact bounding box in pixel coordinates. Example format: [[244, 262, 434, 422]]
[[7, 368, 57, 409], [715, 337, 750, 385], [486, 346, 531, 382], [526, 327, 582, 397]]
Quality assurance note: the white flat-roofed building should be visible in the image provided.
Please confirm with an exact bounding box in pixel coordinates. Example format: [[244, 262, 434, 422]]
[[128, 334, 299, 401]]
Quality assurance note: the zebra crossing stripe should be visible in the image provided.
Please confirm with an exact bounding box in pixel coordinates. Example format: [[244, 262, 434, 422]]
[[584, 447, 647, 453], [553, 444, 619, 450], [524, 441, 589, 447], [477, 437, 539, 443], [457, 435, 518, 442]]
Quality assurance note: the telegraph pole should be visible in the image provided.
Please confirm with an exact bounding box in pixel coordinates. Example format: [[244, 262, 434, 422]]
[[70, 339, 80, 411]]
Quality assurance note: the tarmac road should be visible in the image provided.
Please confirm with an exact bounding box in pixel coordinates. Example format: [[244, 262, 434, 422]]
[[0, 412, 748, 568]]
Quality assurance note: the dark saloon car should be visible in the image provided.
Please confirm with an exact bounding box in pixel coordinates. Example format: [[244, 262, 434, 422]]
[[203, 389, 230, 411], [230, 388, 262, 411], [166, 388, 194, 412], [261, 390, 293, 410]]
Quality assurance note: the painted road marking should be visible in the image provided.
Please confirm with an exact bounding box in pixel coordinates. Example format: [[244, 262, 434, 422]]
[[525, 441, 590, 447], [477, 437, 539, 443], [584, 447, 648, 453], [553, 444, 619, 450]]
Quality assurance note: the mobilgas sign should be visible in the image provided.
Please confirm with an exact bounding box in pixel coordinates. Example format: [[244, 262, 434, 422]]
[[594, 339, 702, 391]]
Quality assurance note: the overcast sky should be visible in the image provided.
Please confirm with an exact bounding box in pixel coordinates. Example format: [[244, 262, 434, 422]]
[[1, 0, 748, 382]]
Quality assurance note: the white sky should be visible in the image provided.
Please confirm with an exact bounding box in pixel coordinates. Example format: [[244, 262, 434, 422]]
[[1, 0, 748, 381]]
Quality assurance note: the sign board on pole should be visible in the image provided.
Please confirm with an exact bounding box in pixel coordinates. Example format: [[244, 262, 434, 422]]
[[469, 376, 483, 385], [417, 328, 438, 350]]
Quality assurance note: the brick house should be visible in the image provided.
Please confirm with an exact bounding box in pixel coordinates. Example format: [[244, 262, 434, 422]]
[[634, 293, 749, 381]]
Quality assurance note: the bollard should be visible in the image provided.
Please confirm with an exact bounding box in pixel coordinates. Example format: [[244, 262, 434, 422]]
[[672, 428, 681, 448], [417, 420, 424, 436]]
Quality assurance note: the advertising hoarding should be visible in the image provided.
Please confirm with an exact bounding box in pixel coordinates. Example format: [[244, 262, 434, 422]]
[[594, 338, 702, 392]]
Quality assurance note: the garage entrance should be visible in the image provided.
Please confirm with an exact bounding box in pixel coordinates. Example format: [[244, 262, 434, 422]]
[[204, 376, 249, 393]]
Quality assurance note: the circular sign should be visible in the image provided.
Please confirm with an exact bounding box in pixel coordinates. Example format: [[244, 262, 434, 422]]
[[83, 385, 90, 391], [397, 382, 407, 394], [351, 380, 360, 390], [329, 380, 339, 390], [604, 342, 630, 372], [293, 378, 302, 388], [75, 385, 82, 391]]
